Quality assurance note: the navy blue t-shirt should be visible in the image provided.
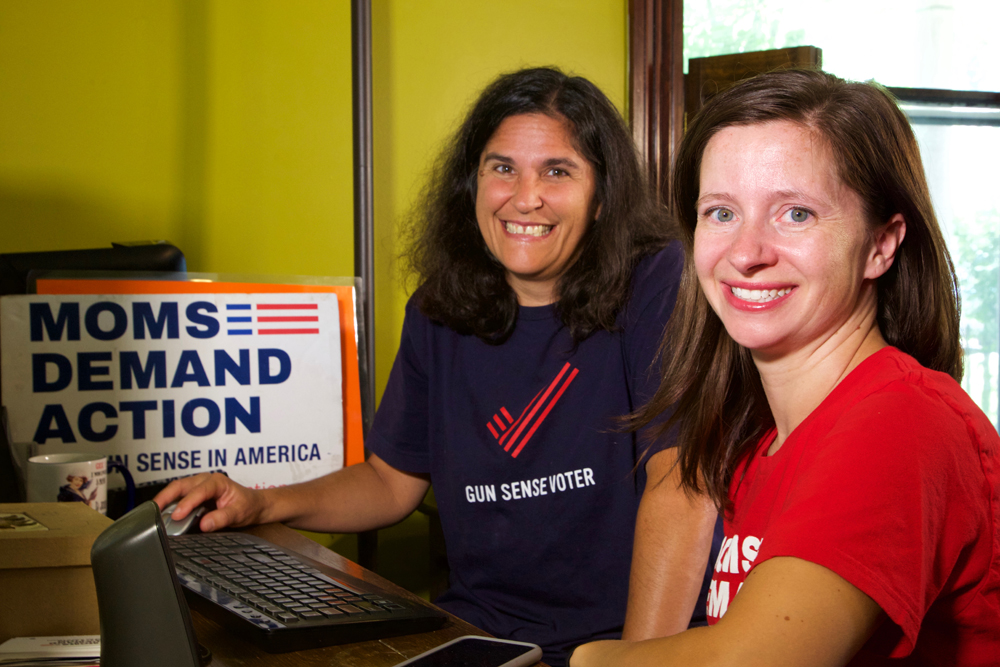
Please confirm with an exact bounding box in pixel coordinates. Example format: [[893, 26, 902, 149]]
[[368, 244, 714, 666]]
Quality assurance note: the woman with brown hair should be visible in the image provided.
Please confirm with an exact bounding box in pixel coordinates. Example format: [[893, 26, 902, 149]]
[[156, 67, 720, 666], [571, 69, 999, 666]]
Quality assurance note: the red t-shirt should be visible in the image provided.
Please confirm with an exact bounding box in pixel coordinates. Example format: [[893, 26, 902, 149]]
[[706, 347, 1000, 665]]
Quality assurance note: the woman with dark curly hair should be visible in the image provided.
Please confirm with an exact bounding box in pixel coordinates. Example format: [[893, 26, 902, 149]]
[[156, 67, 719, 665], [408, 67, 668, 342], [571, 69, 1000, 667]]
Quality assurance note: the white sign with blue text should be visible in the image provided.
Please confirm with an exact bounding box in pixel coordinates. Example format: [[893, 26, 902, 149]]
[[0, 292, 343, 487]]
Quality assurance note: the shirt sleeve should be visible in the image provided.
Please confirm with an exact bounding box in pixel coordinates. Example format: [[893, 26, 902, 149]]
[[365, 300, 433, 474], [622, 242, 683, 458], [755, 380, 990, 657]]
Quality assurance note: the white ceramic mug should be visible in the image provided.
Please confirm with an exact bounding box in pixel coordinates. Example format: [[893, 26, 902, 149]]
[[27, 454, 111, 513]]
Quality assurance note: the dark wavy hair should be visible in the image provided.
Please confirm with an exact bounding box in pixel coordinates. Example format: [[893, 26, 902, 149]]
[[632, 69, 962, 511], [404, 66, 669, 343]]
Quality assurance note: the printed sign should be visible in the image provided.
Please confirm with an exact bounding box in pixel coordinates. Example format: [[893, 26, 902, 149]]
[[1, 291, 343, 487]]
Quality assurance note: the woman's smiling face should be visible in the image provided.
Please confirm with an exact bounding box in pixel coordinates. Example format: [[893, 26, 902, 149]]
[[693, 120, 890, 358], [475, 113, 597, 306]]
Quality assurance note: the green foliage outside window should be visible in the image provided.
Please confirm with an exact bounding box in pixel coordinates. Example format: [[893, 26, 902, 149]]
[[953, 209, 1000, 418]]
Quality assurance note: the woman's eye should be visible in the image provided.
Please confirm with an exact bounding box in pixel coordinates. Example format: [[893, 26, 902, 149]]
[[774, 207, 816, 233], [788, 208, 810, 223], [494, 164, 513, 174], [709, 208, 734, 223]]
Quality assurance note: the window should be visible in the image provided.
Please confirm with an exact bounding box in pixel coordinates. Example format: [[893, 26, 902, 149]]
[[684, 0, 998, 92], [902, 99, 1000, 422]]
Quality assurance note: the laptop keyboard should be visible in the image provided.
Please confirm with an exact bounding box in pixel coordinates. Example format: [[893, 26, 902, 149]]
[[168, 531, 446, 652]]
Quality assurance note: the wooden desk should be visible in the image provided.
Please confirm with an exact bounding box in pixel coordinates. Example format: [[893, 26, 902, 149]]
[[192, 523, 546, 667]]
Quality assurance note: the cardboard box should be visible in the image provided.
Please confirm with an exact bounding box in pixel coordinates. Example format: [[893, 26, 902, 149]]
[[0, 503, 112, 642]]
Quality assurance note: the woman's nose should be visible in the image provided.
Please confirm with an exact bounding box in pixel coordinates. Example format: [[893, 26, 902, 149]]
[[727, 218, 778, 274], [512, 174, 543, 212]]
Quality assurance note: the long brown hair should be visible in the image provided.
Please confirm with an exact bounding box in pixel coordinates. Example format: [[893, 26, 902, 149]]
[[634, 69, 962, 510]]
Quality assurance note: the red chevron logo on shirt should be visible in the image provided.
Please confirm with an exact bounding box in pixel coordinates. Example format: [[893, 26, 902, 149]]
[[486, 362, 580, 458]]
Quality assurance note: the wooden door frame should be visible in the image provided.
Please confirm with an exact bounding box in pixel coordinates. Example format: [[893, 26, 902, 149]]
[[629, 0, 684, 203], [629, 4, 823, 205]]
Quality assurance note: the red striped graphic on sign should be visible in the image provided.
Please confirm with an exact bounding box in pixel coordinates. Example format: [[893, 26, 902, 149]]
[[254, 303, 321, 334], [258, 328, 319, 335], [257, 316, 319, 323]]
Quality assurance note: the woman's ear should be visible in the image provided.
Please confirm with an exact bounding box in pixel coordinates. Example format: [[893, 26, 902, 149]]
[[865, 213, 906, 280]]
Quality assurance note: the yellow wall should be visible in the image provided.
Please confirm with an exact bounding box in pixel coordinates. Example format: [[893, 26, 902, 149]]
[[1, 1, 186, 254], [200, 2, 354, 277], [0, 0, 354, 278], [0, 0, 627, 403], [370, 0, 627, 397]]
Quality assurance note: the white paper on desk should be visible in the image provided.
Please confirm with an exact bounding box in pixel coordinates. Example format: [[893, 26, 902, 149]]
[[0, 635, 100, 664]]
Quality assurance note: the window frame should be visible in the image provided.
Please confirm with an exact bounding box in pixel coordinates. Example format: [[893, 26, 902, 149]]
[[629, 0, 684, 204], [628, 3, 1000, 191]]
